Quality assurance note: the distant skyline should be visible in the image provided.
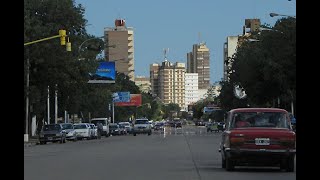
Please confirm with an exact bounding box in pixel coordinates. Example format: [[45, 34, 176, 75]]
[[75, 0, 296, 83]]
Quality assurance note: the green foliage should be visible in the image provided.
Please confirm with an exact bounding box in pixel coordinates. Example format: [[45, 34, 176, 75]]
[[218, 18, 295, 112]]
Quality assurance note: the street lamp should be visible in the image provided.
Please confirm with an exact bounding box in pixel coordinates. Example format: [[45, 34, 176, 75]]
[[78, 36, 116, 60], [270, 13, 296, 18]]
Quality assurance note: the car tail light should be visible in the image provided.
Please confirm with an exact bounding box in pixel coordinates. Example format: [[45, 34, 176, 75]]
[[230, 137, 245, 147], [224, 135, 230, 148], [279, 137, 295, 148]]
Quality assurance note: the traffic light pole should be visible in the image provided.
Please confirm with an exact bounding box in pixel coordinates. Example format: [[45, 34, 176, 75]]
[[24, 56, 30, 142]]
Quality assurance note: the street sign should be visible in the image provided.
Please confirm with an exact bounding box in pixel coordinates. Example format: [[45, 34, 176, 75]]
[[112, 92, 131, 102]]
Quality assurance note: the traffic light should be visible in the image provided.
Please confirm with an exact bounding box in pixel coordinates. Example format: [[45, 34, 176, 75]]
[[59, 30, 66, 45], [66, 37, 71, 52]]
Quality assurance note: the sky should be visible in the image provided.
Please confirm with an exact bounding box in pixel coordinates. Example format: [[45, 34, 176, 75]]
[[74, 0, 296, 84]]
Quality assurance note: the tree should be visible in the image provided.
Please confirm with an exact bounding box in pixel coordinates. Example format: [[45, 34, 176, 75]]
[[220, 17, 295, 111]]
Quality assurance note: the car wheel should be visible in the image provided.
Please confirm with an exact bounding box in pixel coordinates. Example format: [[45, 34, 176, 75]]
[[133, 133, 136, 136], [226, 157, 234, 171], [222, 157, 226, 168], [148, 132, 151, 136], [63, 137, 66, 143], [287, 156, 295, 172], [60, 138, 64, 144], [40, 141, 46, 145]]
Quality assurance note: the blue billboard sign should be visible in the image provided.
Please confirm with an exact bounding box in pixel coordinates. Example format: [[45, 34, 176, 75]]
[[112, 92, 131, 102], [88, 62, 115, 84]]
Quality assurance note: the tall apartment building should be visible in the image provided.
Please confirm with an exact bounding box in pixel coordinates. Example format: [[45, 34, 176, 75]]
[[185, 73, 198, 111], [104, 19, 135, 81], [186, 42, 210, 89], [223, 19, 261, 81], [135, 76, 151, 93], [150, 63, 160, 97], [150, 60, 186, 109]]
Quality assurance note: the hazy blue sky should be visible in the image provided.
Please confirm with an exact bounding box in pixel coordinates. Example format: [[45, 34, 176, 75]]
[[74, 0, 296, 83]]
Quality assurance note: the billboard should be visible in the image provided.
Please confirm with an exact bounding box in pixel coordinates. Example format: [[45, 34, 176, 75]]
[[112, 92, 130, 102], [115, 94, 142, 106], [88, 62, 115, 84]]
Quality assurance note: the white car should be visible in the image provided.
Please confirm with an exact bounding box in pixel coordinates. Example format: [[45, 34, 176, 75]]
[[90, 118, 110, 137], [74, 123, 91, 140], [61, 123, 77, 141], [118, 122, 132, 133], [133, 119, 152, 136]]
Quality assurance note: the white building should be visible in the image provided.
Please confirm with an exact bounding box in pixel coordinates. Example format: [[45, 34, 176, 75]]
[[185, 73, 198, 111], [223, 36, 238, 81]]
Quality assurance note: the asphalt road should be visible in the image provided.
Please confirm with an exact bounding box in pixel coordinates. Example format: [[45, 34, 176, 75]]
[[24, 125, 296, 180]]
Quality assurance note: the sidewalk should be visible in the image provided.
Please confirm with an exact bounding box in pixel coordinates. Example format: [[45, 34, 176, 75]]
[[24, 136, 39, 147]]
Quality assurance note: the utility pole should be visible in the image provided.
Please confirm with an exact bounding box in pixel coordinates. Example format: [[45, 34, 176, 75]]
[[25, 56, 30, 142], [112, 102, 115, 123], [47, 86, 50, 124], [55, 84, 58, 124]]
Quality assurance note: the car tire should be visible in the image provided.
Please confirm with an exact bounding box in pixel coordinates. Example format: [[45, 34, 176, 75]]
[[63, 137, 66, 143], [40, 141, 46, 145], [285, 156, 294, 172], [133, 133, 136, 136], [222, 157, 226, 168], [60, 138, 64, 144], [148, 132, 151, 136], [226, 157, 234, 171]]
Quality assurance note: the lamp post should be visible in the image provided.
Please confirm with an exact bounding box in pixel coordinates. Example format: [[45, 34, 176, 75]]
[[78, 36, 116, 60], [270, 13, 296, 19]]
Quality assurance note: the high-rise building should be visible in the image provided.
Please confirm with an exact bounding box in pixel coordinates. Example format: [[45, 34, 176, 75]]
[[104, 19, 135, 81], [150, 60, 186, 109], [150, 63, 160, 97], [187, 43, 210, 89], [135, 76, 151, 93], [223, 36, 239, 81], [185, 73, 198, 111]]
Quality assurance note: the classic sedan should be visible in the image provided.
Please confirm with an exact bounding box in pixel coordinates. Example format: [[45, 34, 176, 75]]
[[219, 108, 296, 172]]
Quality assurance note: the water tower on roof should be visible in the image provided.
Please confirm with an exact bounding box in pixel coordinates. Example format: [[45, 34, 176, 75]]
[[115, 19, 126, 27]]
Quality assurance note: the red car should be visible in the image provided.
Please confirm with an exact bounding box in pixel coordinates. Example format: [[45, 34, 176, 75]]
[[219, 108, 296, 171]]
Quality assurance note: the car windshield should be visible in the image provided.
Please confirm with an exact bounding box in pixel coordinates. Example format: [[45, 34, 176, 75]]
[[74, 124, 88, 129], [61, 124, 73, 129], [43, 124, 61, 131], [230, 112, 289, 129], [135, 120, 148, 124], [91, 120, 106, 126]]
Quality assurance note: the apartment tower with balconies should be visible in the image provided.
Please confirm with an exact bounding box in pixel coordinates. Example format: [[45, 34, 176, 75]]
[[104, 19, 135, 81]]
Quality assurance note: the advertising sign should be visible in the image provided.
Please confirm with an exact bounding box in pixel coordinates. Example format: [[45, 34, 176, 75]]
[[88, 62, 115, 84], [112, 92, 131, 102], [115, 94, 142, 106]]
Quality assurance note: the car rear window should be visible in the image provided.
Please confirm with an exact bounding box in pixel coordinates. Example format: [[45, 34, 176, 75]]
[[135, 120, 148, 124], [230, 112, 289, 129]]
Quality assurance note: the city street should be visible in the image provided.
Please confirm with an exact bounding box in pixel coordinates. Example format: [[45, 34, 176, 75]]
[[24, 125, 296, 180]]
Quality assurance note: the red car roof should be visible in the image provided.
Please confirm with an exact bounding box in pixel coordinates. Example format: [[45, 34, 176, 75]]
[[230, 108, 288, 113]]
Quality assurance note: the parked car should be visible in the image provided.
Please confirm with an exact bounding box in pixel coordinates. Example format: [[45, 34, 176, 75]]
[[132, 118, 152, 136], [90, 118, 110, 137], [219, 108, 296, 172], [154, 122, 164, 131], [207, 122, 219, 132], [74, 123, 91, 140], [118, 124, 128, 135], [39, 124, 66, 144], [61, 123, 77, 141], [217, 122, 226, 132], [109, 123, 121, 135], [118, 122, 132, 134]]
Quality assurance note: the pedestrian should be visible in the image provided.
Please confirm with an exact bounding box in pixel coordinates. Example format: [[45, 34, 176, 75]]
[[97, 122, 103, 139]]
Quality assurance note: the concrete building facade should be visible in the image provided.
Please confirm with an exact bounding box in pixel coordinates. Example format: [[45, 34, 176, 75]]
[[185, 73, 198, 111], [104, 19, 135, 81], [187, 43, 210, 89], [150, 60, 186, 109], [135, 76, 151, 93]]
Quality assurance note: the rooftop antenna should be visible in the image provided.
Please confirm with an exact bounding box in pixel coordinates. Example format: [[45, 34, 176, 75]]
[[163, 48, 169, 61], [198, 32, 201, 44]]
